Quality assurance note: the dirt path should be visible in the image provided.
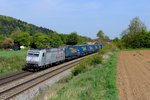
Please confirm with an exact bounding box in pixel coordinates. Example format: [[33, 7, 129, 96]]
[[117, 50, 150, 100]]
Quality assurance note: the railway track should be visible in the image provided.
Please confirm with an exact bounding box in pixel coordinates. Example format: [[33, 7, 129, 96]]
[[0, 71, 32, 86], [0, 54, 93, 99]]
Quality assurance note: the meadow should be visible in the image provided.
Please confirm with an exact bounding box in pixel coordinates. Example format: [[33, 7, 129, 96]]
[[0, 49, 27, 76], [0, 49, 27, 58], [50, 52, 118, 100], [34, 44, 118, 100]]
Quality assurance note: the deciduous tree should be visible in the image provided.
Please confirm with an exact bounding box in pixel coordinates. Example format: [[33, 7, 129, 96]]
[[66, 32, 78, 45], [121, 17, 149, 48], [97, 30, 104, 39], [11, 32, 30, 47], [1, 38, 14, 49], [32, 33, 49, 48]]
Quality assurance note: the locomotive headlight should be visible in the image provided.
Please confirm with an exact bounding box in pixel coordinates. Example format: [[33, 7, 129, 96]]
[[26, 61, 29, 64], [26, 61, 38, 64]]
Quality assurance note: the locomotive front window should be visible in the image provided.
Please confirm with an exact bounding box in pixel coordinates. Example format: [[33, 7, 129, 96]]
[[34, 54, 39, 57], [28, 53, 33, 56]]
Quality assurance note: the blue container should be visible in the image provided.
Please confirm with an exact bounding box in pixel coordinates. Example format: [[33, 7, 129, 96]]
[[75, 45, 88, 56], [84, 45, 90, 54], [65, 46, 79, 58], [96, 44, 100, 51], [87, 45, 95, 53], [93, 44, 98, 52], [81, 45, 88, 55], [98, 44, 103, 49], [74, 46, 83, 56]]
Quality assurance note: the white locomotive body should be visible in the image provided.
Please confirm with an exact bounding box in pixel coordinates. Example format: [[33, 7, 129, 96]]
[[26, 48, 65, 69]]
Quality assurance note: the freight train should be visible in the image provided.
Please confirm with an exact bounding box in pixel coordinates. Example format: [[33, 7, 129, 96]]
[[25, 44, 103, 71]]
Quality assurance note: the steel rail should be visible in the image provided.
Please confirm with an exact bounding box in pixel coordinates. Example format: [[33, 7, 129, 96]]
[[0, 53, 96, 99], [0, 71, 32, 86]]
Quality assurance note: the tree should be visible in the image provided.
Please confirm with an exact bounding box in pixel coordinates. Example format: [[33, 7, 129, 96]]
[[128, 17, 147, 35], [77, 36, 85, 44], [104, 35, 110, 40], [96, 30, 110, 44], [49, 34, 63, 47], [77, 36, 91, 45], [1, 38, 14, 49], [0, 15, 55, 36], [138, 31, 150, 48], [0, 35, 5, 42], [32, 33, 50, 48], [121, 17, 149, 48], [12, 27, 21, 34], [97, 30, 104, 39], [66, 32, 78, 45], [113, 37, 123, 49], [59, 34, 69, 44], [11, 32, 30, 47], [0, 35, 5, 48]]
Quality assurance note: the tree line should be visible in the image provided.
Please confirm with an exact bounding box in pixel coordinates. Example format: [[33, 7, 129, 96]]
[[0, 30, 91, 49], [0, 15, 91, 49]]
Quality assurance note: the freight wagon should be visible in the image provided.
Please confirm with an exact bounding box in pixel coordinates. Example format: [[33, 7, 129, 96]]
[[65, 46, 80, 59], [98, 44, 103, 49], [87, 45, 95, 53], [74, 45, 88, 56]]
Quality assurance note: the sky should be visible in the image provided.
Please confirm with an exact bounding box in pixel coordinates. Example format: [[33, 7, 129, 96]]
[[0, 0, 150, 39]]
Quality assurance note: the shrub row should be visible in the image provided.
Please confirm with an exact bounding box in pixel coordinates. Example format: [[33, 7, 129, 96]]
[[50, 51, 118, 100], [72, 54, 102, 76], [72, 44, 116, 76]]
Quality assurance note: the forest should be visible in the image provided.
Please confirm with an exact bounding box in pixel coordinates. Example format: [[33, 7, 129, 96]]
[[0, 15, 91, 49]]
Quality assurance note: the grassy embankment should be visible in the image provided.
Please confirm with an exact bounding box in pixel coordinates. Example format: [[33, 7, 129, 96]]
[[0, 49, 27, 76], [34, 44, 118, 100]]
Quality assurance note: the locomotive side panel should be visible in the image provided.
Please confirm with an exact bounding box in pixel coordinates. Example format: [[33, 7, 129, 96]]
[[45, 48, 65, 65]]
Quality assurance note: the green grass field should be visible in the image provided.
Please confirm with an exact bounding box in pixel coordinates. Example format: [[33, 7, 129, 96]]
[[34, 44, 118, 100], [0, 49, 27, 76], [0, 49, 27, 58], [49, 52, 118, 100]]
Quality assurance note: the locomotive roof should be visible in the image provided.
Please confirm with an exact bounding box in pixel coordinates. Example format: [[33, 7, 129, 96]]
[[28, 48, 64, 52]]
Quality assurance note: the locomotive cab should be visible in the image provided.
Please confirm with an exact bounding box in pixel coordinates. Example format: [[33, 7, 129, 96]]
[[26, 50, 46, 69]]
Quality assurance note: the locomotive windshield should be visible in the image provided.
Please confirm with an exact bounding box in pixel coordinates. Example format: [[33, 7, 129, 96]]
[[34, 54, 39, 57], [28, 52, 39, 57], [28, 53, 33, 56]]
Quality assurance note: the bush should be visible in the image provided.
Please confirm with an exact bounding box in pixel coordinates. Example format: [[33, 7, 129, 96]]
[[50, 52, 118, 100], [72, 53, 102, 76], [11, 32, 30, 47], [100, 44, 116, 55], [32, 33, 50, 48], [121, 17, 150, 48], [0, 56, 25, 75], [0, 38, 14, 49], [72, 44, 116, 76], [0, 50, 27, 75]]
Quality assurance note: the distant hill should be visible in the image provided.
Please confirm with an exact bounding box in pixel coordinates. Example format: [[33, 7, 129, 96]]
[[0, 15, 55, 36], [0, 15, 92, 49]]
